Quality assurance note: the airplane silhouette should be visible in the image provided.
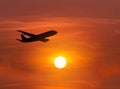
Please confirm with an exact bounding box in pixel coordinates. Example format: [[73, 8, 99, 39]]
[[16, 30, 57, 43]]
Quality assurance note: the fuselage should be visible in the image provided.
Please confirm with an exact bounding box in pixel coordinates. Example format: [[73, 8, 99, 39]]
[[21, 30, 57, 43]]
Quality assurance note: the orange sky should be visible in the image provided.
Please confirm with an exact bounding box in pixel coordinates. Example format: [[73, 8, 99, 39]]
[[0, 0, 120, 89]]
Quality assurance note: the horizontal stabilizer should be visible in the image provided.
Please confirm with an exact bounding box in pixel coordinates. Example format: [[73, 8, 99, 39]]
[[16, 39, 21, 41]]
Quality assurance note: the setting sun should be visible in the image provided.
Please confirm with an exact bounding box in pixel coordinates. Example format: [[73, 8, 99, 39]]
[[54, 56, 67, 69]]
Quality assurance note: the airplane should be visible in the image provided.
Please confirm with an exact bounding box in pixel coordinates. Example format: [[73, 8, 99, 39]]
[[16, 30, 57, 43]]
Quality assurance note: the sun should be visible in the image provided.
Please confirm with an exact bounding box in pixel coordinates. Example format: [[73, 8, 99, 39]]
[[54, 56, 67, 69]]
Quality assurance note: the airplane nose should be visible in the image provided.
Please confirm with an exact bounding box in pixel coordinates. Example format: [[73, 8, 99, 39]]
[[50, 30, 58, 35], [55, 31, 57, 34], [54, 31, 57, 35], [52, 31, 57, 34]]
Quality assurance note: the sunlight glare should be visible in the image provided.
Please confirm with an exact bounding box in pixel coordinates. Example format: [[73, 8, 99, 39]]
[[54, 56, 67, 69]]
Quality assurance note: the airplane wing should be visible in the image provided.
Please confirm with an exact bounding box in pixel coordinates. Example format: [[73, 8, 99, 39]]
[[17, 30, 35, 36]]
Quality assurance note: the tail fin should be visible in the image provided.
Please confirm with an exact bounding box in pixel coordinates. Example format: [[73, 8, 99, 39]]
[[16, 34, 26, 42], [20, 34, 26, 40]]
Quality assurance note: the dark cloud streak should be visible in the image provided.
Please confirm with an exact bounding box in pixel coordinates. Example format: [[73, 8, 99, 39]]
[[0, 0, 120, 18]]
